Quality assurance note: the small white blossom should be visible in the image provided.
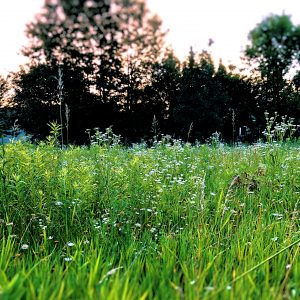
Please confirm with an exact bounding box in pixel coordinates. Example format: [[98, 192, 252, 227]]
[[21, 244, 29, 250], [106, 267, 123, 276], [67, 242, 75, 247], [64, 257, 72, 262]]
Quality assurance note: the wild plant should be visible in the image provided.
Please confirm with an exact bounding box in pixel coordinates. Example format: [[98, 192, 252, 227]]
[[151, 115, 160, 145], [206, 131, 222, 148], [45, 121, 62, 146], [1, 133, 300, 299], [187, 122, 193, 143], [263, 111, 299, 143], [65, 103, 70, 145], [57, 66, 64, 148], [231, 108, 236, 144], [86, 126, 121, 147]]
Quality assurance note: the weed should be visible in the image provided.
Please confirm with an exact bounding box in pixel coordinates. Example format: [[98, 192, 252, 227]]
[[0, 137, 300, 299]]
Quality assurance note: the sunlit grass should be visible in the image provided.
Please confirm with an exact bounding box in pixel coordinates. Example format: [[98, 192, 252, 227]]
[[1, 140, 300, 299]]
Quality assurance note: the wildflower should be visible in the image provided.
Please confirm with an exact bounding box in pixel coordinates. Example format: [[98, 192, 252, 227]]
[[271, 237, 279, 242], [55, 201, 63, 206], [135, 223, 142, 228], [48, 236, 53, 240], [272, 213, 283, 220], [83, 240, 90, 244], [21, 244, 29, 250], [67, 242, 75, 247], [64, 257, 72, 262], [106, 267, 123, 276]]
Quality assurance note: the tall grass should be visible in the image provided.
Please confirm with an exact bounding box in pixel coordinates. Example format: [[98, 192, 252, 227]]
[[0, 138, 300, 299]]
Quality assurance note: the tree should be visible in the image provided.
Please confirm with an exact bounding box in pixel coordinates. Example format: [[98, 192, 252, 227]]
[[98, 0, 167, 141], [214, 63, 258, 142], [0, 76, 10, 134], [0, 76, 8, 106], [173, 48, 229, 141], [12, 63, 100, 143], [13, 0, 167, 142], [23, 0, 122, 99], [139, 49, 181, 137], [245, 14, 300, 109]]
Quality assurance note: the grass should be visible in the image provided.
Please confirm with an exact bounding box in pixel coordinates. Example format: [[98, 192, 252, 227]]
[[0, 138, 300, 299]]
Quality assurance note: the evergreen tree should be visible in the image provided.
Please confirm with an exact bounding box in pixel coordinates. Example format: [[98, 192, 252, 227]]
[[174, 48, 224, 141], [143, 49, 181, 136]]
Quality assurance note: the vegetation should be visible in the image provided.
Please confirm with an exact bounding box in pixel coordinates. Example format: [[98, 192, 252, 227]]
[[0, 0, 299, 143], [1, 122, 300, 299], [1, 2, 300, 299]]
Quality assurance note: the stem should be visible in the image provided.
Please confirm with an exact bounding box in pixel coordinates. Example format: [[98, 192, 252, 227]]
[[213, 238, 300, 296]]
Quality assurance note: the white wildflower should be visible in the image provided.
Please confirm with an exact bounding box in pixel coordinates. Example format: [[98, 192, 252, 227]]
[[64, 257, 72, 262], [21, 244, 29, 250]]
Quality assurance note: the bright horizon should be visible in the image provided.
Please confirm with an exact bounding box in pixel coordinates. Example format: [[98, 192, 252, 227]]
[[0, 0, 300, 76]]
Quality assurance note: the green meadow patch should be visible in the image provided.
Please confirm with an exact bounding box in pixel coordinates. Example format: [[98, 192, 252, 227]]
[[0, 140, 300, 299]]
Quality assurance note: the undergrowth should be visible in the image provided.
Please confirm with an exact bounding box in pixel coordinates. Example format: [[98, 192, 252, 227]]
[[0, 135, 300, 299]]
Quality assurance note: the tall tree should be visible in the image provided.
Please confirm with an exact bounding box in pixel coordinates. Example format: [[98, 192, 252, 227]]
[[22, 0, 122, 100], [116, 0, 166, 107], [12, 0, 167, 142], [0, 76, 10, 133], [0, 76, 8, 106], [111, 0, 167, 140], [174, 48, 225, 141], [245, 14, 300, 109]]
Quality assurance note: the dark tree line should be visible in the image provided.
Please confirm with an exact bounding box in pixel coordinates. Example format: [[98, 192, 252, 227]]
[[1, 1, 300, 144]]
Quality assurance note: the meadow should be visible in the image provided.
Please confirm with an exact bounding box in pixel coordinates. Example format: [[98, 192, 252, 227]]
[[0, 134, 300, 299]]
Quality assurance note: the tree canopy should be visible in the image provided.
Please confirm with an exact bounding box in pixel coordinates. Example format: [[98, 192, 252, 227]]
[[5, 8, 300, 144]]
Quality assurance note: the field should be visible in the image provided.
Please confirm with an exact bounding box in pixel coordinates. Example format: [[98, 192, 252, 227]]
[[0, 139, 300, 299]]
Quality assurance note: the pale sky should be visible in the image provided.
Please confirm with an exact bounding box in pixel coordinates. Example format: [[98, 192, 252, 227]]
[[0, 0, 300, 75]]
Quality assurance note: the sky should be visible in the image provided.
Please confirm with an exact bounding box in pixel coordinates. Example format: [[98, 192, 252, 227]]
[[0, 0, 300, 75]]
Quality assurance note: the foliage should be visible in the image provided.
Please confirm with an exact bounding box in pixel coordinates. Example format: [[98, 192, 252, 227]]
[[11, 0, 169, 143], [6, 9, 300, 143], [246, 14, 300, 80], [0, 75, 8, 104], [1, 140, 300, 298], [245, 14, 300, 111], [11, 64, 97, 143]]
